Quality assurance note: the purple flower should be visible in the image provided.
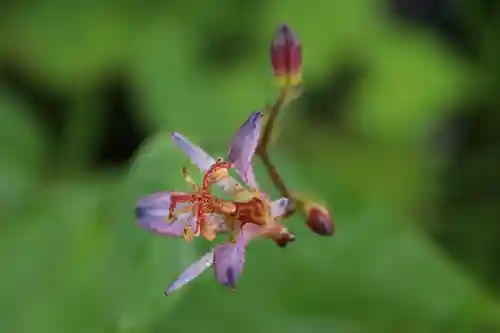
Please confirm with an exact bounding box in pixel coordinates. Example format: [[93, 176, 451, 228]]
[[139, 112, 296, 294]]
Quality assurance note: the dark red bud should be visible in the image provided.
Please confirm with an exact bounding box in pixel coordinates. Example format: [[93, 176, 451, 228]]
[[306, 204, 334, 236], [270, 24, 302, 86]]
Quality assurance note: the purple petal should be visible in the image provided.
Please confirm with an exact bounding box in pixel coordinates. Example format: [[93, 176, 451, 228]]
[[213, 224, 263, 288], [165, 250, 215, 295], [171, 132, 215, 172], [270, 197, 292, 218], [136, 192, 196, 237], [171, 132, 241, 194], [213, 242, 245, 288], [227, 111, 264, 189]]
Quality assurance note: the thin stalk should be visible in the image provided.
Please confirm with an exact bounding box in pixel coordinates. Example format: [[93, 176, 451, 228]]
[[257, 87, 303, 217]]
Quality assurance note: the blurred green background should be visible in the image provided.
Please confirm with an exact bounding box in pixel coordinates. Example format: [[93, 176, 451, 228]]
[[2, 1, 500, 332]]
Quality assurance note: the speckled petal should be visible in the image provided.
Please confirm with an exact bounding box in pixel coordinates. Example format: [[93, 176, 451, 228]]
[[171, 132, 241, 194], [165, 250, 215, 296], [213, 224, 263, 288], [227, 111, 264, 189], [271, 197, 292, 218], [136, 192, 196, 237]]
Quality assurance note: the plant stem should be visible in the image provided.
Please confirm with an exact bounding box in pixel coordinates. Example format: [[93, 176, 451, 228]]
[[257, 87, 302, 217]]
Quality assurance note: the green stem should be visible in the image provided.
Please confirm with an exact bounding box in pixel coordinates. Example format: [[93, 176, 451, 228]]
[[257, 89, 289, 197], [257, 87, 305, 217]]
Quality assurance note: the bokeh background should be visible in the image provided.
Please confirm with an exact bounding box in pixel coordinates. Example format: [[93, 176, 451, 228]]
[[2, 1, 500, 332]]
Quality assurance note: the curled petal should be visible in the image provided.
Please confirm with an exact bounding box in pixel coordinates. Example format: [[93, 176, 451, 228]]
[[270, 197, 292, 218], [165, 250, 215, 296], [136, 192, 197, 237], [227, 111, 264, 189], [171, 132, 241, 194], [305, 203, 334, 236]]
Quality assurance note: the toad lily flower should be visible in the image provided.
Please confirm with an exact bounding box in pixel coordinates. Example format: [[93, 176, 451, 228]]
[[136, 111, 294, 294], [161, 111, 295, 294]]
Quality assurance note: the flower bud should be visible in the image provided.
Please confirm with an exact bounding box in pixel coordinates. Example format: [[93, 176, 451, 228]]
[[270, 24, 302, 87], [305, 202, 334, 236]]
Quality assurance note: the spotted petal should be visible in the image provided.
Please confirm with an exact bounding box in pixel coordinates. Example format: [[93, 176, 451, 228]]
[[227, 111, 263, 189], [171, 132, 241, 194], [165, 250, 215, 296]]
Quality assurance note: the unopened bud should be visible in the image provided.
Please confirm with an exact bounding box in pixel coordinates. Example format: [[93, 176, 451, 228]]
[[305, 202, 334, 236], [270, 24, 302, 87]]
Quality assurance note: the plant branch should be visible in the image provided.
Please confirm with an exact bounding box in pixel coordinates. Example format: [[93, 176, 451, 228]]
[[257, 89, 290, 196], [256, 87, 307, 220]]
